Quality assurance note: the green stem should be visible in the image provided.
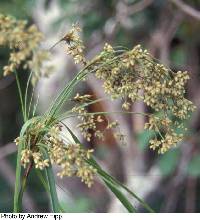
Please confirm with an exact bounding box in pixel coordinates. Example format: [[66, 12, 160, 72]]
[[46, 167, 60, 212], [13, 118, 39, 212], [46, 60, 95, 120], [13, 140, 24, 212], [88, 158, 155, 213], [59, 110, 149, 121], [36, 170, 65, 213], [57, 97, 109, 120], [36, 170, 50, 193], [24, 71, 33, 121], [43, 151, 60, 213], [104, 180, 137, 212], [18, 161, 33, 208], [15, 71, 26, 122]]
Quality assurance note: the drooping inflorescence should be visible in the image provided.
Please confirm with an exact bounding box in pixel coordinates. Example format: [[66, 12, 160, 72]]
[[94, 43, 195, 153], [61, 25, 195, 154]]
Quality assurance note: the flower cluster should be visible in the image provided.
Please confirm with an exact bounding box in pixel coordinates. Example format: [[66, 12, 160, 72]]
[[53, 23, 87, 65], [71, 93, 126, 144], [86, 43, 196, 153], [15, 120, 97, 187], [15, 120, 50, 169], [72, 105, 103, 142], [72, 93, 92, 103], [0, 14, 52, 85], [47, 123, 97, 187], [144, 115, 184, 154], [20, 149, 50, 169]]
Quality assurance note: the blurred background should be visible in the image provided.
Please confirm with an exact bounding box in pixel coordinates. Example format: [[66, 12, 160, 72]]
[[0, 0, 200, 213]]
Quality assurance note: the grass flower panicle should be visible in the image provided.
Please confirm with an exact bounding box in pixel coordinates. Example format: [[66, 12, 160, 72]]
[[15, 121, 97, 187], [89, 43, 195, 153]]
